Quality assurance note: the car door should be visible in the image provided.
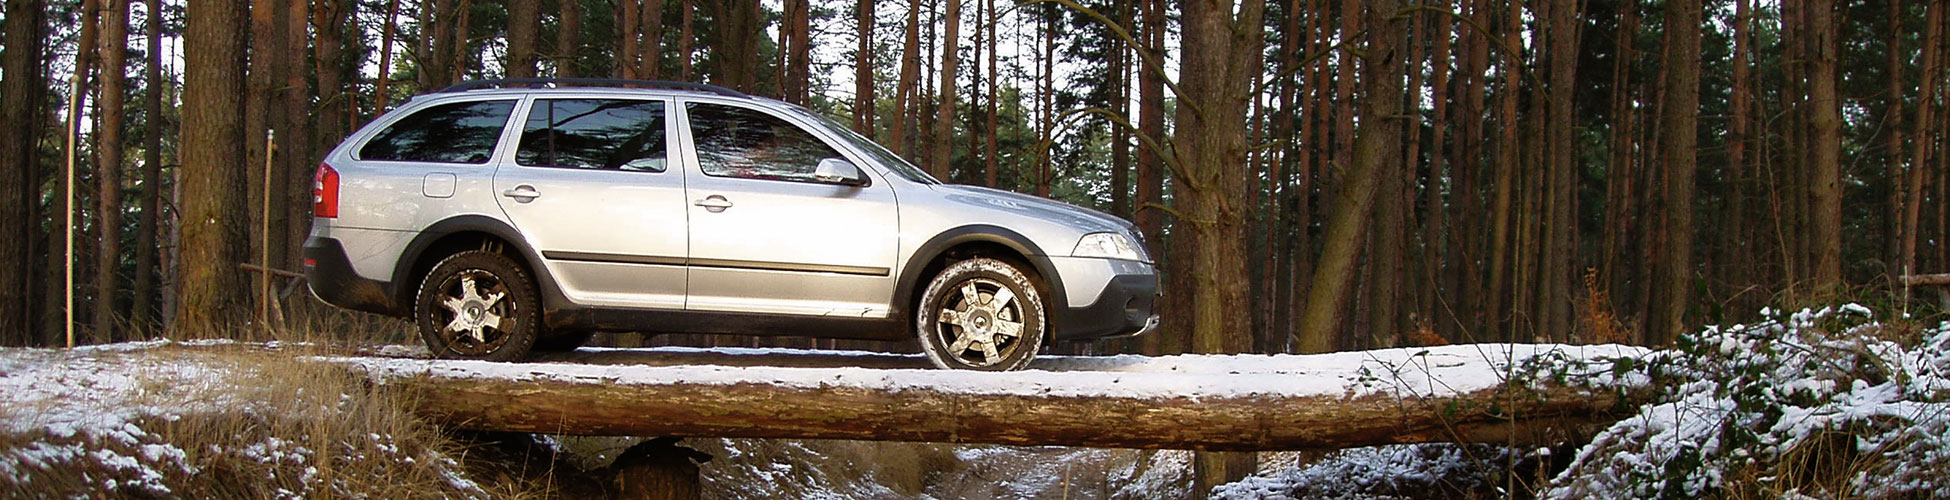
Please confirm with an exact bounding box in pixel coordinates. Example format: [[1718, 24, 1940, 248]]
[[676, 99, 900, 317], [492, 96, 689, 309]]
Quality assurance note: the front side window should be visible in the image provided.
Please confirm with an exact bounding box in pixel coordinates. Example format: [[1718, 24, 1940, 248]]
[[516, 99, 668, 172], [359, 100, 515, 164], [687, 102, 843, 183]]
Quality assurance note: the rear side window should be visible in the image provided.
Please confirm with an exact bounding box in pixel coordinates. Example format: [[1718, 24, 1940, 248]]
[[686, 102, 842, 183], [516, 99, 668, 172], [359, 100, 515, 164]]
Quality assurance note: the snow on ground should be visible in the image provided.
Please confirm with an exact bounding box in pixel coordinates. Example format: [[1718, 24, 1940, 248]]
[[0, 342, 487, 498], [0, 342, 239, 495], [330, 343, 1647, 402]]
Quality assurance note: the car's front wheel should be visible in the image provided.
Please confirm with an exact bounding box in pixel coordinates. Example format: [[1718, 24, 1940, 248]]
[[415, 251, 540, 361], [916, 258, 1047, 371]]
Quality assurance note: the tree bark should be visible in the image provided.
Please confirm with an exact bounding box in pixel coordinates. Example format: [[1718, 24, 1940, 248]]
[[930, 0, 960, 179], [1651, 0, 1702, 345], [132, 0, 165, 332], [892, 0, 920, 158], [96, 0, 131, 340], [47, 0, 99, 344], [640, 0, 665, 81], [375, 0, 401, 107], [178, 0, 252, 337], [707, 0, 761, 93], [506, 0, 538, 78], [853, 0, 874, 134], [678, 0, 692, 80], [984, 0, 999, 188], [1300, 0, 1400, 354], [0, 0, 46, 344], [333, 354, 1643, 453], [617, 0, 639, 78], [1903, 2, 1944, 281], [554, 0, 580, 77], [779, 0, 806, 103], [422, 0, 457, 89], [1807, 0, 1842, 296], [1543, 0, 1579, 341]]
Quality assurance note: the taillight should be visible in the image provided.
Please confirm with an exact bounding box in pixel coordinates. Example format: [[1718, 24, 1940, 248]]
[[314, 163, 340, 218]]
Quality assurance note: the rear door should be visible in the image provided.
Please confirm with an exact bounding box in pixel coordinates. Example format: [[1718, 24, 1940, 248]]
[[676, 99, 900, 317], [492, 96, 690, 309]]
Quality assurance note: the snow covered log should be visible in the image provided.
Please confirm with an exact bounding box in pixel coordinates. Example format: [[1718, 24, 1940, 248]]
[[324, 345, 1649, 451]]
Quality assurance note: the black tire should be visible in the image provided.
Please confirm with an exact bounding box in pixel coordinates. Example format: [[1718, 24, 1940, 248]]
[[532, 330, 595, 352], [915, 258, 1047, 371], [415, 250, 541, 362]]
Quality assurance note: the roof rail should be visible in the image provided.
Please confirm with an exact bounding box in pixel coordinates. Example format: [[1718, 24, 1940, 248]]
[[437, 78, 750, 98]]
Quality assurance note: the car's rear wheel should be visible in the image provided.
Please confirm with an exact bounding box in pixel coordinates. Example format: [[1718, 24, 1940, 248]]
[[916, 258, 1046, 371], [415, 251, 540, 361]]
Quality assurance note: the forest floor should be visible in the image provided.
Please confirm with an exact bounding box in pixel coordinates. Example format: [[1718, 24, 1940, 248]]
[[1, 304, 1945, 498]]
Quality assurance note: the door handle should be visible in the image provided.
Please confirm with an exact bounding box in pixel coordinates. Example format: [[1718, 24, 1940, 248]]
[[693, 195, 733, 212], [502, 185, 541, 201]]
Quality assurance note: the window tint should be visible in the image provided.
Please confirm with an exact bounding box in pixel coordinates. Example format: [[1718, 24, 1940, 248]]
[[359, 100, 514, 163], [687, 102, 843, 183], [516, 99, 668, 172]]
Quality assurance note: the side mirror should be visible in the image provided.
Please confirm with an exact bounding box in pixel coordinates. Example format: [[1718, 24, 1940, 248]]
[[813, 158, 868, 187]]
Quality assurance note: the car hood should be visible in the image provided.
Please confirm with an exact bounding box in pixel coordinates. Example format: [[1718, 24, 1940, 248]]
[[931, 184, 1135, 235]]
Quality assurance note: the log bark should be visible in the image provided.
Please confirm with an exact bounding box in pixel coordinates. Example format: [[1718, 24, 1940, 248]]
[[1901, 274, 1950, 287], [330, 356, 1644, 452]]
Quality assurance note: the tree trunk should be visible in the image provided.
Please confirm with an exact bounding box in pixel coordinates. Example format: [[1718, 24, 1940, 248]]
[[375, 0, 401, 107], [553, 0, 579, 77], [178, 0, 251, 337], [640, 0, 665, 81], [984, 0, 999, 188], [1133, 0, 1166, 357], [1807, 0, 1842, 296], [280, 0, 312, 276], [96, 0, 131, 340], [1424, 0, 1451, 341], [779, 0, 807, 103], [46, 0, 98, 345], [1651, 0, 1702, 345], [313, 0, 349, 152], [678, 0, 692, 80], [892, 0, 920, 158], [853, 0, 874, 134], [1543, 0, 1579, 341], [1903, 2, 1944, 280], [1885, 0, 1908, 280], [617, 0, 639, 78], [930, 0, 959, 179], [422, 0, 456, 89], [0, 0, 46, 344], [506, 0, 538, 78], [708, 0, 761, 93]]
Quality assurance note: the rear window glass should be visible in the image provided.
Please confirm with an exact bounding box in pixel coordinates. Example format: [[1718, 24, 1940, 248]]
[[516, 99, 668, 172], [359, 100, 515, 164]]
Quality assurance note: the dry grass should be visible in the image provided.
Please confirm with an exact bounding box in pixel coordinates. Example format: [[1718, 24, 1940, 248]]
[[1578, 268, 1631, 345], [0, 346, 544, 498]]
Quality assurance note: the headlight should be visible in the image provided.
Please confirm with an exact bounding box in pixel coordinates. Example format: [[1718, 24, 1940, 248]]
[[1072, 232, 1145, 261]]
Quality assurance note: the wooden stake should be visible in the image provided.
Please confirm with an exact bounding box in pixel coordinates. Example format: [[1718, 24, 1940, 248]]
[[64, 72, 80, 349], [262, 129, 274, 338]]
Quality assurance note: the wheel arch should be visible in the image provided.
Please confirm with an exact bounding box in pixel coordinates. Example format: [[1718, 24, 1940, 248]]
[[894, 225, 1069, 336], [391, 215, 570, 313]]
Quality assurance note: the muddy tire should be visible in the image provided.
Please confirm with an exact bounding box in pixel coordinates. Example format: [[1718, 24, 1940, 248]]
[[415, 251, 540, 362], [916, 258, 1047, 371]]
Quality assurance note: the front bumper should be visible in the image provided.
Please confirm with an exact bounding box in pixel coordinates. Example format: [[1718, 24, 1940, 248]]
[[1048, 260, 1159, 341]]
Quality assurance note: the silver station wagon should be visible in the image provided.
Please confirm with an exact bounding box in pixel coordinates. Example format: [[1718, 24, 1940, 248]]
[[303, 79, 1158, 370]]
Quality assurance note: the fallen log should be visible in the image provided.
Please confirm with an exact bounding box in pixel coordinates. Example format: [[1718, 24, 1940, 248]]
[[325, 344, 1650, 452], [1901, 273, 1950, 286]]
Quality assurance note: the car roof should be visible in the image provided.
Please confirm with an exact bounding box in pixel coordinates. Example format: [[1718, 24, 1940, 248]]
[[439, 78, 747, 97]]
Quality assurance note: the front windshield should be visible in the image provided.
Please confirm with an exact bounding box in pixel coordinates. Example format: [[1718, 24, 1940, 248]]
[[786, 107, 940, 185]]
